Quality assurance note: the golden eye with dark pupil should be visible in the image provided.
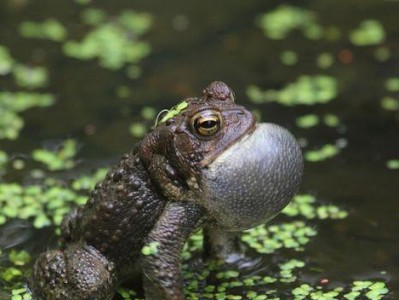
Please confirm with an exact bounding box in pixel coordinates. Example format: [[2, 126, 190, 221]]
[[192, 111, 221, 136]]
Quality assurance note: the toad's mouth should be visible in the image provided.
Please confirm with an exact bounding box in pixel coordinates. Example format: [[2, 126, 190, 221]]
[[201, 123, 304, 231]]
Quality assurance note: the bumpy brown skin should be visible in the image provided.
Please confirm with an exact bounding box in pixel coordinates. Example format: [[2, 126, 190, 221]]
[[30, 82, 302, 300]]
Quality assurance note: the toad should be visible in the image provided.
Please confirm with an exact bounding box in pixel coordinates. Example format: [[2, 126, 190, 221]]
[[30, 81, 303, 300]]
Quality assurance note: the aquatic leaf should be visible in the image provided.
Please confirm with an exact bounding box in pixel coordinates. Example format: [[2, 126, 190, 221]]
[[64, 10, 152, 71], [317, 53, 334, 69], [305, 144, 339, 162], [386, 159, 399, 170], [296, 114, 319, 128], [12, 64, 49, 89], [141, 241, 160, 256], [380, 97, 399, 111], [323, 114, 340, 127], [0, 92, 54, 140], [257, 5, 322, 40], [247, 75, 338, 106], [0, 150, 8, 170], [242, 221, 317, 254], [385, 78, 399, 92], [129, 122, 147, 138], [0, 45, 14, 75], [32, 139, 77, 171], [349, 19, 385, 46], [9, 250, 31, 266], [19, 19, 67, 41], [280, 50, 298, 65]]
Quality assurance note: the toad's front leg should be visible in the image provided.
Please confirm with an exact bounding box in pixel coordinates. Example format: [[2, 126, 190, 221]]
[[140, 201, 204, 300]]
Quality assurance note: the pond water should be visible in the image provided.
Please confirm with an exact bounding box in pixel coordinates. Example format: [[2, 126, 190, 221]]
[[0, 0, 398, 299]]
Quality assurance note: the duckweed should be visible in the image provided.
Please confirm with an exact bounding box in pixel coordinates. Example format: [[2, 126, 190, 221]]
[[242, 221, 317, 254], [75, 0, 92, 5], [280, 50, 298, 66], [0, 45, 14, 75], [381, 97, 399, 111], [11, 288, 32, 300], [316, 53, 334, 69], [8, 250, 31, 266], [323, 114, 340, 127], [283, 194, 348, 219], [19, 19, 67, 42], [71, 168, 108, 191], [12, 65, 49, 89], [349, 20, 385, 46], [386, 159, 399, 170], [81, 8, 107, 26], [141, 106, 157, 120], [257, 5, 323, 40], [32, 139, 78, 171], [0, 150, 8, 170], [141, 241, 160, 256], [374, 47, 391, 62], [117, 288, 139, 300], [0, 182, 86, 228], [296, 114, 319, 128], [129, 122, 147, 138], [291, 281, 389, 299], [385, 78, 399, 92], [64, 10, 152, 70], [0, 92, 54, 140], [247, 75, 337, 106], [305, 144, 340, 162]]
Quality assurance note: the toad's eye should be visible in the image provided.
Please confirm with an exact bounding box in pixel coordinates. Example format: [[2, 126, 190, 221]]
[[191, 111, 222, 136]]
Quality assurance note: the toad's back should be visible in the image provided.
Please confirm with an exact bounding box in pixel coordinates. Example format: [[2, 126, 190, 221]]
[[62, 151, 166, 267]]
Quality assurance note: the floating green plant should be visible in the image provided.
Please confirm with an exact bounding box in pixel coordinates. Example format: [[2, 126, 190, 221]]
[[0, 45, 14, 75], [386, 159, 399, 170], [247, 75, 337, 106], [279, 259, 305, 283], [75, 0, 92, 5], [305, 144, 340, 162], [280, 50, 298, 66], [323, 114, 340, 127], [385, 78, 399, 92], [292, 281, 388, 300], [117, 288, 140, 300], [283, 194, 348, 220], [71, 168, 108, 191], [11, 287, 32, 300], [12, 65, 49, 89], [81, 8, 107, 25], [129, 122, 147, 138], [19, 19, 67, 42], [0, 183, 86, 228], [32, 139, 78, 171], [0, 92, 54, 140], [316, 53, 334, 69], [349, 20, 385, 46], [374, 47, 391, 62], [63, 10, 152, 70], [141, 241, 160, 256], [257, 5, 323, 40], [242, 221, 317, 254], [0, 150, 8, 170], [380, 97, 399, 111], [296, 114, 319, 128]]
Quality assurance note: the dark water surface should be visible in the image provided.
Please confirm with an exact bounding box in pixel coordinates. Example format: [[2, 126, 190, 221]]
[[0, 0, 398, 299]]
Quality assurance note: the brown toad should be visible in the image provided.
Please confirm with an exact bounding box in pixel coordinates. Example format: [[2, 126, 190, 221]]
[[30, 81, 303, 300]]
